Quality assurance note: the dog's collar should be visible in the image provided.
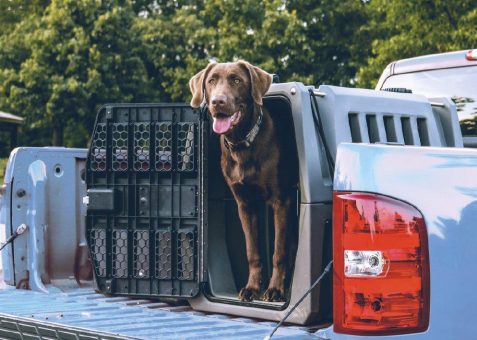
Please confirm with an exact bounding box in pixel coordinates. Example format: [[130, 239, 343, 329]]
[[224, 108, 263, 151]]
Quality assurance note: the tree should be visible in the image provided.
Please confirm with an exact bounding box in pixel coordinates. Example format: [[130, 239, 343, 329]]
[[0, 0, 152, 146], [134, 0, 372, 104], [356, 0, 477, 88], [0, 0, 49, 31], [460, 118, 477, 136]]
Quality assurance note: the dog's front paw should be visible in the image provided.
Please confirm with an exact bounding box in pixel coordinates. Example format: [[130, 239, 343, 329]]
[[262, 287, 286, 302], [239, 287, 260, 302]]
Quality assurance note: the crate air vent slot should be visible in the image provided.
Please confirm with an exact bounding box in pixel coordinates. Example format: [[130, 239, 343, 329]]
[[134, 123, 150, 171], [348, 113, 362, 143], [177, 229, 195, 281], [155, 230, 172, 280], [133, 231, 150, 278], [177, 123, 196, 172], [155, 122, 172, 171], [112, 229, 128, 278], [112, 123, 129, 171], [401, 117, 414, 145], [417, 118, 430, 146], [383, 116, 398, 143], [90, 229, 107, 277], [366, 114, 380, 143], [90, 123, 107, 171]]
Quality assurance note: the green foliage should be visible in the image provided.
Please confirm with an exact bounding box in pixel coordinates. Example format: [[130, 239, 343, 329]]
[[0, 0, 152, 147], [461, 117, 477, 136], [0, 158, 7, 184]]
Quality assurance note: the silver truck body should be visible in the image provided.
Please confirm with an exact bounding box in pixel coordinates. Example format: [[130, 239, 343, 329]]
[[0, 147, 88, 291], [317, 143, 477, 339]]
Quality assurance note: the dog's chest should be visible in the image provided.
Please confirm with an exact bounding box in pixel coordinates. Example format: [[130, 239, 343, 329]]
[[221, 153, 277, 201], [223, 154, 257, 186]]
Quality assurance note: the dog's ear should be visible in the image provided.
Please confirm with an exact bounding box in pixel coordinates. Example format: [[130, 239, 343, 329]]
[[189, 63, 216, 108], [237, 60, 272, 106]]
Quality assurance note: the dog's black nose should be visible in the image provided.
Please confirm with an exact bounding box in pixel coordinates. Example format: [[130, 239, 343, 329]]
[[211, 95, 227, 107]]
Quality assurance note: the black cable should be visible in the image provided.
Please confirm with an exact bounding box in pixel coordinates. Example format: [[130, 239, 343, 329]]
[[264, 260, 333, 339], [308, 89, 335, 176], [0, 224, 27, 252]]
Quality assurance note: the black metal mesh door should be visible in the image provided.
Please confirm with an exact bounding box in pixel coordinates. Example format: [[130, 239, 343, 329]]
[[86, 104, 203, 298]]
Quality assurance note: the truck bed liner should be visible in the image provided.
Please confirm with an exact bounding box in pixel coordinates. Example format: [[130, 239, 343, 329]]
[[0, 284, 315, 339]]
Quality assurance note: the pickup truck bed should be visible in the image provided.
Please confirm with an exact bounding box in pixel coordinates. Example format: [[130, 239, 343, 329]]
[[0, 279, 316, 339]]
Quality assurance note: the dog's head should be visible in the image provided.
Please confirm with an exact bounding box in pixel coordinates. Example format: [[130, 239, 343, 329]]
[[189, 61, 272, 135]]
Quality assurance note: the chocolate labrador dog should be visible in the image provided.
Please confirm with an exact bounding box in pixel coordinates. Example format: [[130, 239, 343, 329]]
[[189, 61, 297, 302]]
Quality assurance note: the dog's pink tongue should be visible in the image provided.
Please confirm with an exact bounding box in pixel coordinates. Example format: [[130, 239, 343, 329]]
[[213, 116, 233, 134]]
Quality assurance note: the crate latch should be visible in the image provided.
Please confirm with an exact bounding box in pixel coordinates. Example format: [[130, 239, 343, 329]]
[[84, 189, 115, 211]]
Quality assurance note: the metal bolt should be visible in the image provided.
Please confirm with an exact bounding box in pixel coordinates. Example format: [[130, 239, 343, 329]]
[[290, 87, 297, 95], [16, 189, 26, 197]]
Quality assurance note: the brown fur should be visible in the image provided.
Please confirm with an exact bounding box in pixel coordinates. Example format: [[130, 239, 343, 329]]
[[189, 61, 297, 302]]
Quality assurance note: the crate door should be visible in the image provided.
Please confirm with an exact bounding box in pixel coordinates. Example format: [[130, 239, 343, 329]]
[[86, 104, 204, 298]]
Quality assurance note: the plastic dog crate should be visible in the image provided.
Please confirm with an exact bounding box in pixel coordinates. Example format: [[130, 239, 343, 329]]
[[85, 86, 331, 325], [85, 104, 204, 298]]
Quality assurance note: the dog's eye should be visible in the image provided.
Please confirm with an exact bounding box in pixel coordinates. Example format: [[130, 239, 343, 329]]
[[208, 78, 216, 85], [233, 78, 240, 84]]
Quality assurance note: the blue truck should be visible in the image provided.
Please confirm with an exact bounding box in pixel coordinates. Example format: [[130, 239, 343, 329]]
[[0, 49, 476, 339]]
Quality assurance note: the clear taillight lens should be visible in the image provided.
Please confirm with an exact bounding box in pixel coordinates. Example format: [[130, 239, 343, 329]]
[[344, 250, 386, 277], [333, 192, 430, 335]]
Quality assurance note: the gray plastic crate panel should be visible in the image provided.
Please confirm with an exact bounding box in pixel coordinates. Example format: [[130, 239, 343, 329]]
[[86, 104, 201, 299], [316, 85, 446, 156], [0, 287, 314, 339], [429, 97, 463, 147]]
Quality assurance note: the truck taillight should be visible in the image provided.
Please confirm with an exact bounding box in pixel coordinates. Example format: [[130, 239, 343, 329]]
[[333, 192, 430, 335], [466, 49, 477, 61]]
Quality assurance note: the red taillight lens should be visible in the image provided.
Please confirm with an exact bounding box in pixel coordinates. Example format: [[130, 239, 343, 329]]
[[333, 192, 430, 335]]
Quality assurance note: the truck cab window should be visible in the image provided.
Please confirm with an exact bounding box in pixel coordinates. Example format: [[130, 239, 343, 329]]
[[381, 67, 477, 136]]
